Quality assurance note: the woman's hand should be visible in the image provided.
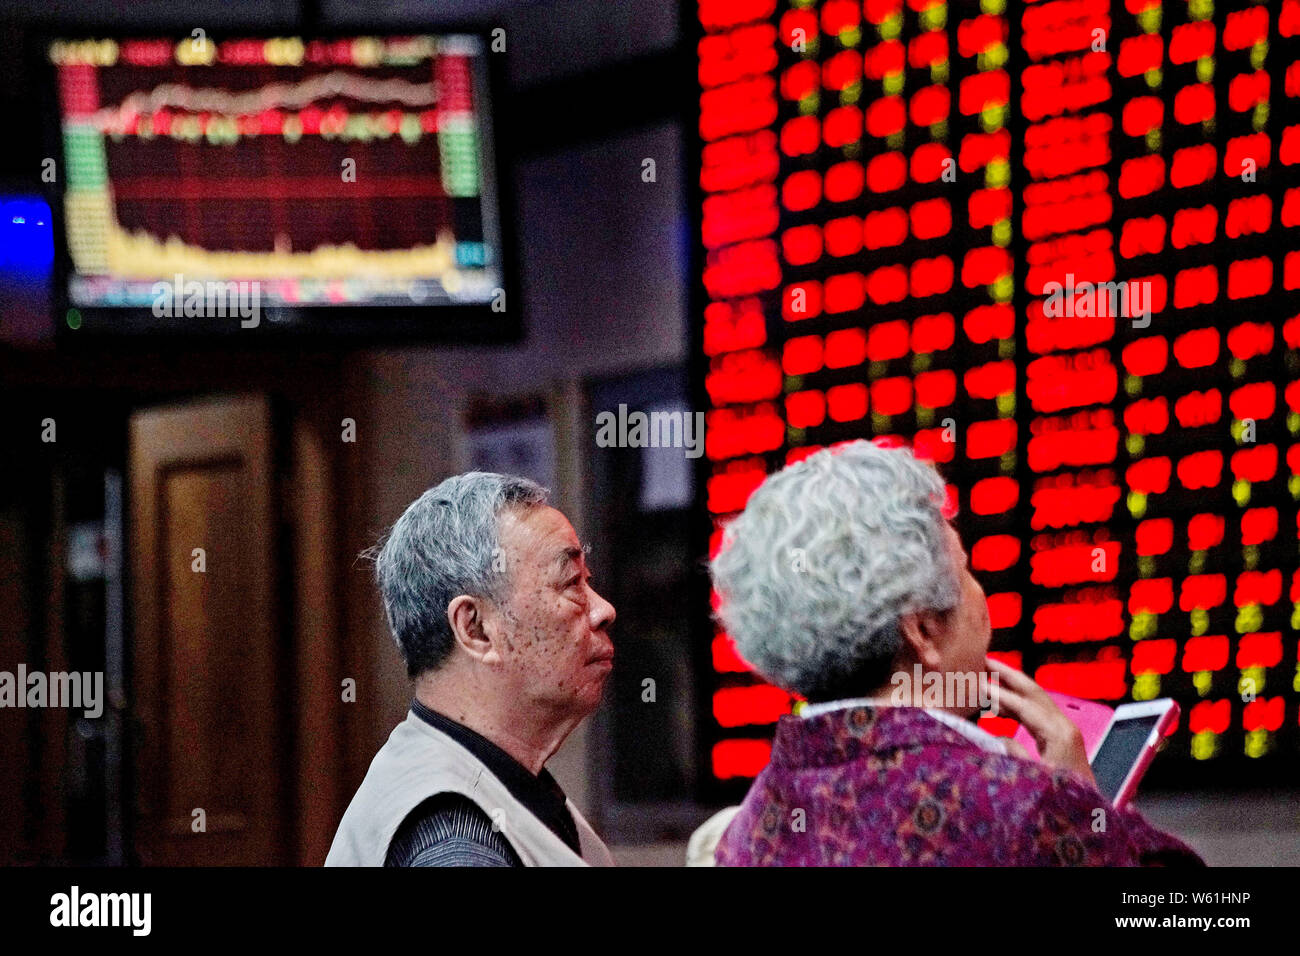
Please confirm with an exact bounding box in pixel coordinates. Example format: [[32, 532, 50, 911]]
[[985, 656, 1096, 788]]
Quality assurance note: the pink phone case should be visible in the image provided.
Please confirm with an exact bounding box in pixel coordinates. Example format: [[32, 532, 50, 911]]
[[1111, 701, 1180, 810], [1010, 691, 1114, 761]]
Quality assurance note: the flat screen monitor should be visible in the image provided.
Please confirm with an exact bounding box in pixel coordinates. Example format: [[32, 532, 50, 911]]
[[45, 32, 516, 342]]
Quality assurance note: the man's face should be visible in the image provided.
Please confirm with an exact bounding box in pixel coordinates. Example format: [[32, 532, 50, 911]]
[[487, 505, 617, 720]]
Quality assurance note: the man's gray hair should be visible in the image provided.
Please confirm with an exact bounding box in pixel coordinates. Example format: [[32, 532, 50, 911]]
[[372, 472, 548, 677], [709, 440, 961, 702]]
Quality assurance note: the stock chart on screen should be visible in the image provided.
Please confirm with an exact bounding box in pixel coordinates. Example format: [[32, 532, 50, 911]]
[[49, 34, 504, 327], [696, 0, 1300, 792]]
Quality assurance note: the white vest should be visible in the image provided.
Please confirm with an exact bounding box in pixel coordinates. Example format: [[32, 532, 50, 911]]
[[325, 711, 615, 867]]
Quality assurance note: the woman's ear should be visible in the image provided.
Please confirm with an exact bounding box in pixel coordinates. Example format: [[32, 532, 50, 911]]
[[898, 609, 947, 671]]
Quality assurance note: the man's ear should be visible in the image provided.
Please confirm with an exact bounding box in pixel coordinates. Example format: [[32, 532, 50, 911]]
[[447, 594, 501, 664], [898, 609, 946, 671]]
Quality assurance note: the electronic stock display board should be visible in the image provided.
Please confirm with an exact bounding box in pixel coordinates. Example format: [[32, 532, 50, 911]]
[[697, 0, 1300, 791]]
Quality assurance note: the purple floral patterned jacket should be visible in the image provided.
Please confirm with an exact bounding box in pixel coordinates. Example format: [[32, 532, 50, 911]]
[[715, 705, 1205, 867]]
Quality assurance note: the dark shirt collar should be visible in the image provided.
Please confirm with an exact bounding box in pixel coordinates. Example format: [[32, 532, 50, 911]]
[[410, 698, 581, 854]]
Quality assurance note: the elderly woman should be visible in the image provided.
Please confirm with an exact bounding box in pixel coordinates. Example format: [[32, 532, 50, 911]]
[[710, 440, 1203, 866]]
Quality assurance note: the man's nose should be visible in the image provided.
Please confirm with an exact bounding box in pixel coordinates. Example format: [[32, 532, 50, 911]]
[[588, 585, 616, 631]]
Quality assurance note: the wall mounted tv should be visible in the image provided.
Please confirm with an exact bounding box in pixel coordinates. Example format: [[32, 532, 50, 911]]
[[44, 32, 517, 342]]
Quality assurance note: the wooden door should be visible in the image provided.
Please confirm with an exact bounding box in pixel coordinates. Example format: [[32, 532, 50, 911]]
[[129, 395, 285, 865]]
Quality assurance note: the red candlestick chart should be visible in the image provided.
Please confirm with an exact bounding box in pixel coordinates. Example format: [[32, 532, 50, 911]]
[[52, 34, 501, 311]]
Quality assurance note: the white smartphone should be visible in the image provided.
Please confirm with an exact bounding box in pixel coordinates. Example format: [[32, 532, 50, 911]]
[[1088, 699, 1180, 810]]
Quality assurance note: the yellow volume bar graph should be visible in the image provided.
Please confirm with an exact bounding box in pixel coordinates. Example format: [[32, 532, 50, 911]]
[[68, 199, 462, 281]]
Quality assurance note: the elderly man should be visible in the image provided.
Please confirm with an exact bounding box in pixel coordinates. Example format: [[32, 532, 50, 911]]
[[326, 472, 617, 866], [710, 440, 1203, 866]]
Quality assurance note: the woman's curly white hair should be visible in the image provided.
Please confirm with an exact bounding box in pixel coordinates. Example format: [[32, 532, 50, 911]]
[[710, 440, 961, 702]]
